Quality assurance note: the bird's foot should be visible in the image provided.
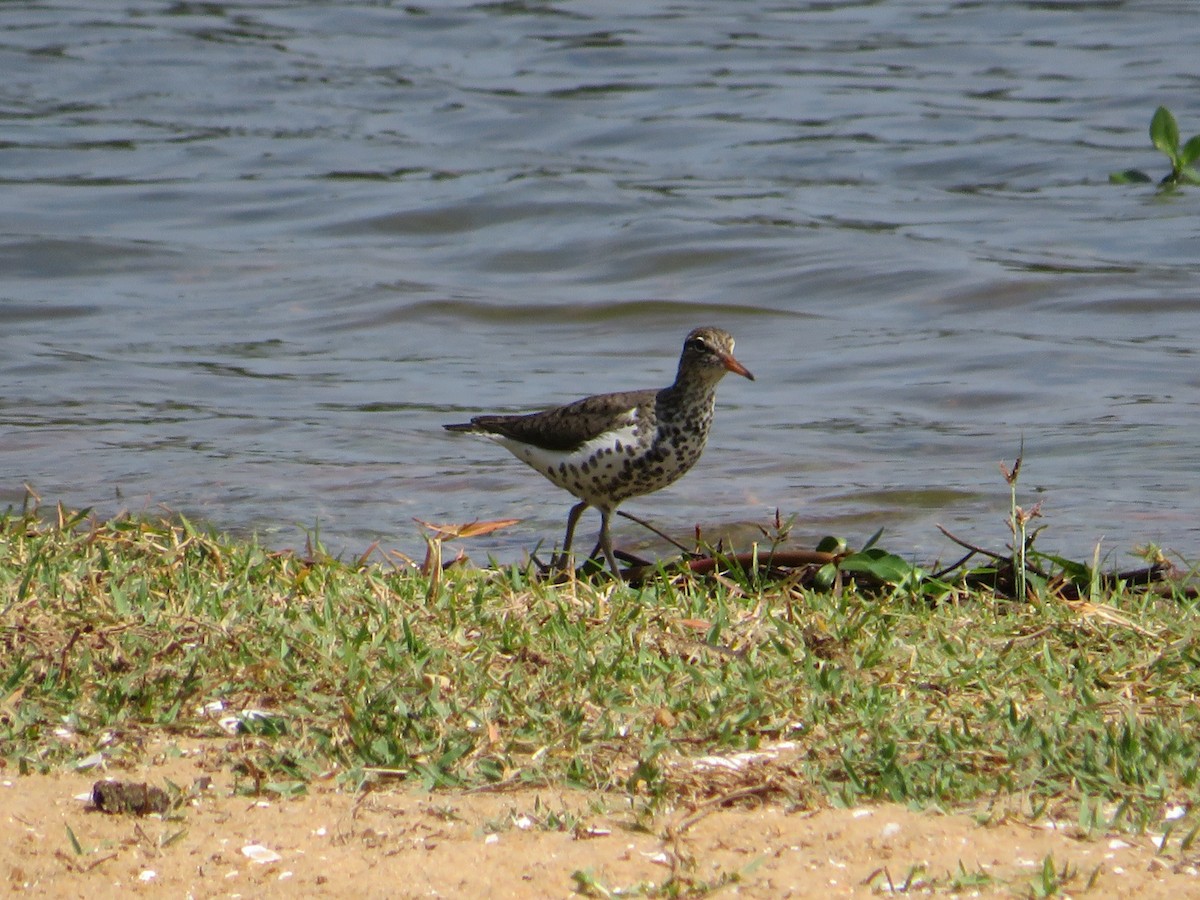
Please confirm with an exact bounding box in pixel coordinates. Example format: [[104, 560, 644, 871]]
[[532, 549, 628, 582]]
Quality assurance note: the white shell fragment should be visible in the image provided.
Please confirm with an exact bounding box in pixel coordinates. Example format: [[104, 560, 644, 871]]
[[218, 708, 281, 735], [692, 741, 799, 772], [241, 844, 283, 864], [73, 752, 105, 771]]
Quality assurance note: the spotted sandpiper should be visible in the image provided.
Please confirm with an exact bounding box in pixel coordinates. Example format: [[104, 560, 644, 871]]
[[444, 327, 754, 575]]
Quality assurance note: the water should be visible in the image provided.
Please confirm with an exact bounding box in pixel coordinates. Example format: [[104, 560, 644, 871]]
[[3, 1, 1199, 566]]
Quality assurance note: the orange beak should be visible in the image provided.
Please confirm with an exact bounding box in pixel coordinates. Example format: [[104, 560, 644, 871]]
[[720, 352, 755, 381]]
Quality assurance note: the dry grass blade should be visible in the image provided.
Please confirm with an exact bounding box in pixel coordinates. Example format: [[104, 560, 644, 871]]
[[413, 518, 520, 540], [1068, 600, 1161, 638]]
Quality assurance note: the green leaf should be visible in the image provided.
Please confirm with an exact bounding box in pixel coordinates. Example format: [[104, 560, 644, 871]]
[[1109, 168, 1153, 184], [1030, 551, 1088, 581], [860, 526, 885, 552], [1150, 105, 1179, 158], [814, 562, 838, 590], [1179, 166, 1200, 186], [839, 548, 916, 585], [1180, 133, 1200, 167], [815, 535, 846, 554], [237, 710, 288, 736]]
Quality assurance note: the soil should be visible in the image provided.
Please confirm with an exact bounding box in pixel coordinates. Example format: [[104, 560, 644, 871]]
[[3, 739, 1199, 899]]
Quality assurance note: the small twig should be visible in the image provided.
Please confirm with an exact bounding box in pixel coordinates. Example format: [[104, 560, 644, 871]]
[[83, 853, 119, 873], [667, 781, 781, 839], [932, 548, 979, 580], [1002, 626, 1053, 646], [616, 510, 693, 554], [464, 775, 551, 794], [936, 524, 1008, 562], [862, 867, 897, 892]]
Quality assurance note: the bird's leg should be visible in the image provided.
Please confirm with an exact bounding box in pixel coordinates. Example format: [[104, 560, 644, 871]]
[[598, 508, 622, 578], [554, 501, 589, 571]]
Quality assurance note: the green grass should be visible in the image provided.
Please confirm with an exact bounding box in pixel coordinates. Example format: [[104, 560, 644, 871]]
[[3, 504, 1200, 841]]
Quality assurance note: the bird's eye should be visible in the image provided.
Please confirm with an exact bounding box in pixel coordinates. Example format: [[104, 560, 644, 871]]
[[686, 336, 708, 352]]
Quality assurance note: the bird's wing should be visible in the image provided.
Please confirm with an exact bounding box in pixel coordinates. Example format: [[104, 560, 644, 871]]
[[467, 389, 654, 452]]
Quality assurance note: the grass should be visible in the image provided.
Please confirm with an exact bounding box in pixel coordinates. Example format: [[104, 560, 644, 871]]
[[3, 502, 1200, 847]]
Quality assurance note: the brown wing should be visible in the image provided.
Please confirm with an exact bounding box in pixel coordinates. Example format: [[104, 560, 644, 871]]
[[458, 388, 656, 452]]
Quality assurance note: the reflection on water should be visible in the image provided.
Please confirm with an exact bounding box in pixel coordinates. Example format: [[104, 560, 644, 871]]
[[2, 1, 1199, 563]]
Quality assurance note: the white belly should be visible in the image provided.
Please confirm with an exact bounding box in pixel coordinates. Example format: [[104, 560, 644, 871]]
[[492, 422, 648, 508]]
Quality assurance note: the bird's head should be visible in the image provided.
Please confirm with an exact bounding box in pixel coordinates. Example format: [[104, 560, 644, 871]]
[[680, 327, 755, 381]]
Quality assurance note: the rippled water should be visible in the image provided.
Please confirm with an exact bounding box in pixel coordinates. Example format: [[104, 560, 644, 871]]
[[3, 1, 1199, 565]]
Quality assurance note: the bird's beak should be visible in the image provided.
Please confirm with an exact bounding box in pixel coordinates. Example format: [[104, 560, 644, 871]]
[[720, 352, 755, 381]]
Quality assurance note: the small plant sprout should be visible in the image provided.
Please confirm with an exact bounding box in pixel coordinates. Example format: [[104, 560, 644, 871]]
[[1111, 105, 1200, 186], [1000, 450, 1041, 601]]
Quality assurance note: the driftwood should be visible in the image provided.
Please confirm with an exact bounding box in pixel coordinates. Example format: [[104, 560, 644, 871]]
[[622, 549, 838, 586], [438, 511, 1188, 600], [936, 524, 1183, 600]]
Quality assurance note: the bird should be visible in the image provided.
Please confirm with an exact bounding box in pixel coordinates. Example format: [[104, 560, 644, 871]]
[[443, 326, 754, 576]]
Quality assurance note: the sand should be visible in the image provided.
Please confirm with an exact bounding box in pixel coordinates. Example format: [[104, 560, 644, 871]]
[[3, 739, 1199, 899]]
